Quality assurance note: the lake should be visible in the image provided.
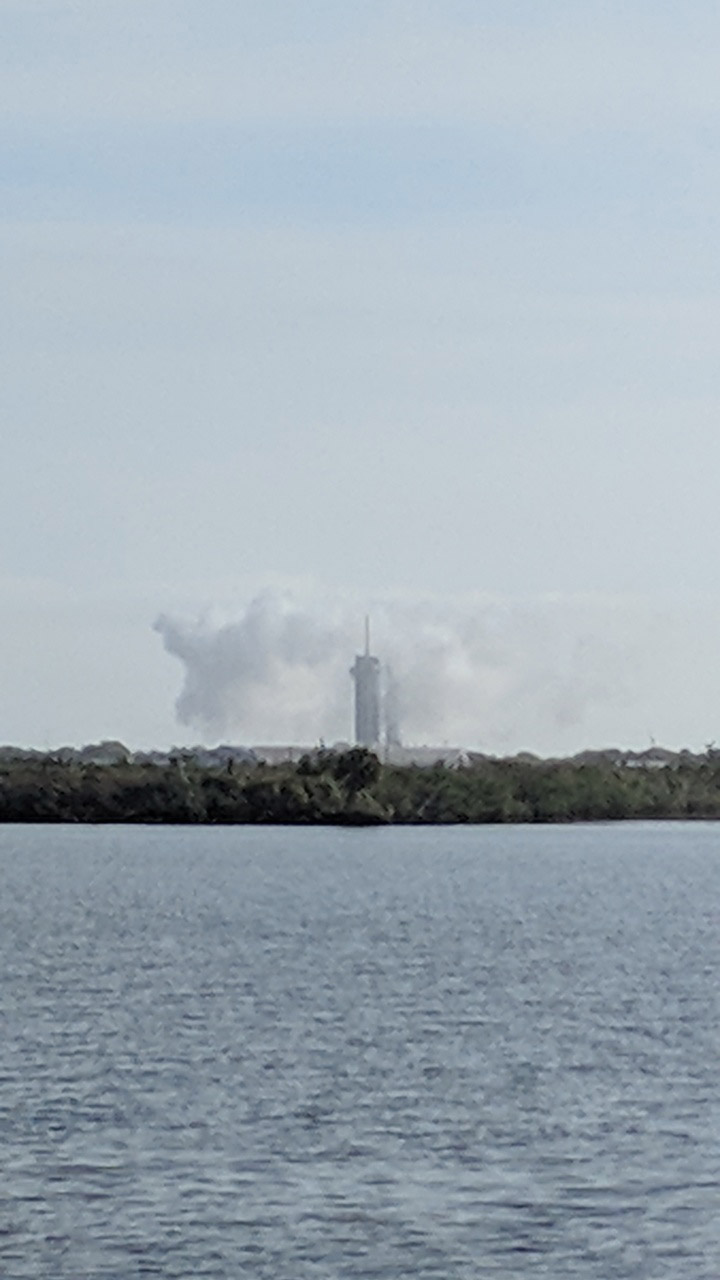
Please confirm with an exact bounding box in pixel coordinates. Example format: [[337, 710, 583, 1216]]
[[1, 822, 719, 1277]]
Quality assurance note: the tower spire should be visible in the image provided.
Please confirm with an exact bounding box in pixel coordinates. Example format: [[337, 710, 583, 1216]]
[[350, 616, 380, 747]]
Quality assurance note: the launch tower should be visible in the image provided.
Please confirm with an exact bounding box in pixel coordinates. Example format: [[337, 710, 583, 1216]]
[[350, 617, 381, 747]]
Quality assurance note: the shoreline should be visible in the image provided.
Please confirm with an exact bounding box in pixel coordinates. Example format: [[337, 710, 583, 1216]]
[[2, 747, 720, 826]]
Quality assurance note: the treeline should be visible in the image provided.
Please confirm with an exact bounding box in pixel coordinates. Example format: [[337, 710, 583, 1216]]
[[3, 747, 720, 824]]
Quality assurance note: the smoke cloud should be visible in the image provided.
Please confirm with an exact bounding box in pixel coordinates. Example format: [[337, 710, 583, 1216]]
[[153, 589, 660, 752]]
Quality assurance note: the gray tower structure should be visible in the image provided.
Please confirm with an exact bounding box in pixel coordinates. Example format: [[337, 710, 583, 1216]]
[[350, 617, 381, 748], [383, 664, 402, 749]]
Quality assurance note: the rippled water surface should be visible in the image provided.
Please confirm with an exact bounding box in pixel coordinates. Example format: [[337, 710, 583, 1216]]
[[1, 822, 719, 1277]]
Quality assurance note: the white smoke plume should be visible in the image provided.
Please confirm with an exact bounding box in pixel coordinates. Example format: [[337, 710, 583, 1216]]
[[152, 589, 667, 753]]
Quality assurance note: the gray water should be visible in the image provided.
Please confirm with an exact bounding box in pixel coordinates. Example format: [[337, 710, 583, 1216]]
[[1, 823, 719, 1278]]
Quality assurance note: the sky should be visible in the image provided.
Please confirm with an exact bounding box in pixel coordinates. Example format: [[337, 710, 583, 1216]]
[[3, 0, 720, 753]]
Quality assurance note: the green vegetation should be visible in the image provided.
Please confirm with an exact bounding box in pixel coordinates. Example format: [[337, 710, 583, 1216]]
[[3, 747, 720, 824]]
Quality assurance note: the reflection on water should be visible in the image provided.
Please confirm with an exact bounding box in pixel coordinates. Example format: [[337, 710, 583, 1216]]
[[1, 822, 719, 1277]]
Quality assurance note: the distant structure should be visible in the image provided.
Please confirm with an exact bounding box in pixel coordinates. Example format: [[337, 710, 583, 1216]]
[[383, 664, 402, 749], [350, 617, 381, 747]]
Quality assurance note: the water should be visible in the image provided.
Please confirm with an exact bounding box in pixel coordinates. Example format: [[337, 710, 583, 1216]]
[[1, 822, 719, 1278]]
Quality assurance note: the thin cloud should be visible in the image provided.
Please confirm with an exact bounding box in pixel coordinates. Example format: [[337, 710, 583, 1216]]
[[2, 2, 720, 138]]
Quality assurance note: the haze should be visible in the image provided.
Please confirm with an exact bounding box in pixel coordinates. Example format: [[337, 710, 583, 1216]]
[[3, 1, 720, 753]]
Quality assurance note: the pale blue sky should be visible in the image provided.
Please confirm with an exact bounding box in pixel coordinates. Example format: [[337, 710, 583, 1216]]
[[3, 1, 720, 750]]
